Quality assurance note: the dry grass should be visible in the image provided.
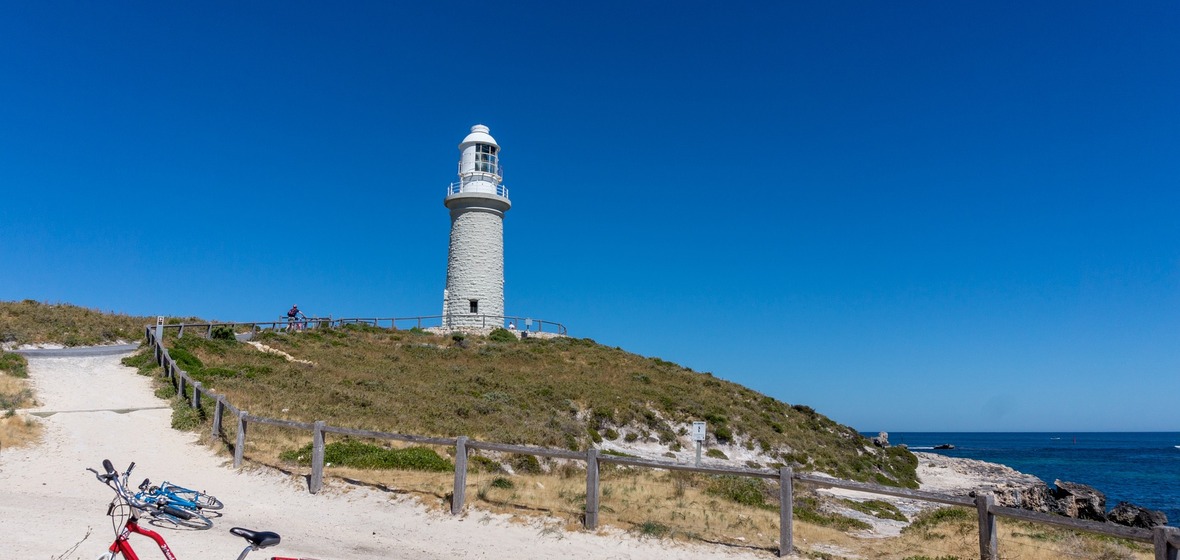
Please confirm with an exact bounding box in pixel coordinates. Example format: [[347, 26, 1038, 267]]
[[0, 371, 41, 447], [153, 325, 919, 489], [136, 327, 1153, 559], [0, 370, 41, 449], [0, 300, 155, 347], [199, 432, 1154, 560]]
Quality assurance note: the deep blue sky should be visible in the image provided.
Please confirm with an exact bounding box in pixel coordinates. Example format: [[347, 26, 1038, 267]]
[[2, 2, 1177, 432]]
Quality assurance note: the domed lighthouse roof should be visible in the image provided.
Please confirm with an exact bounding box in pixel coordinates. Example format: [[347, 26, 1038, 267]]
[[459, 124, 498, 149]]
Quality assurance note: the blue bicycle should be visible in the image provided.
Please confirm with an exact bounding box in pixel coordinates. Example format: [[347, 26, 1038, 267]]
[[132, 476, 223, 530]]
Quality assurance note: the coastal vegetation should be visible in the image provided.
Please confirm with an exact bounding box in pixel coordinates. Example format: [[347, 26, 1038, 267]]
[[134, 323, 919, 489], [0, 300, 152, 347], [5, 303, 1159, 558]]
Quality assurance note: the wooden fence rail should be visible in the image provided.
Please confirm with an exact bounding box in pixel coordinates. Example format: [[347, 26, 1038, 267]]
[[143, 323, 1179, 560]]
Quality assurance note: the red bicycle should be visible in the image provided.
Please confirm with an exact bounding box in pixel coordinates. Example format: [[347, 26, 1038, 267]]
[[88, 459, 318, 560]]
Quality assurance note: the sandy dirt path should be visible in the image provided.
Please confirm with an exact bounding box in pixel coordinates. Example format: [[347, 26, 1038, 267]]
[[1, 351, 770, 560]]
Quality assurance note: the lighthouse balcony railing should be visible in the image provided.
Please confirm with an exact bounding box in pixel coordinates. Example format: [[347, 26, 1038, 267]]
[[448, 181, 508, 199]]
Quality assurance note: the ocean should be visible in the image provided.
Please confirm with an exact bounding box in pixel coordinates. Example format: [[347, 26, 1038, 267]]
[[871, 432, 1180, 524]]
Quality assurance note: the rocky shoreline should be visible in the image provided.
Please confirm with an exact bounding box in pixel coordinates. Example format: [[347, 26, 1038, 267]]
[[912, 451, 1168, 529]]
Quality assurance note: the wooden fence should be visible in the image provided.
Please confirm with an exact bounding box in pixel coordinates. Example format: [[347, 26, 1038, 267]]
[[144, 321, 1180, 560]]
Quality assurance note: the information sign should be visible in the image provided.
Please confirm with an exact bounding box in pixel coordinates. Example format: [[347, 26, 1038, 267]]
[[691, 421, 707, 442]]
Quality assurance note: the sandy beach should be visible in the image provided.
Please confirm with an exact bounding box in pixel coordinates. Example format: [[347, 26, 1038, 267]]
[[1, 349, 1000, 559]]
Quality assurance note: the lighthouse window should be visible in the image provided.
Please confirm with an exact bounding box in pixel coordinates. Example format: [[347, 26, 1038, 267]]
[[475, 151, 498, 173], [469, 300, 479, 314]]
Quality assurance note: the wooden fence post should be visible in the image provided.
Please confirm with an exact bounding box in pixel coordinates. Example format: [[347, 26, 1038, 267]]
[[191, 382, 202, 409], [178, 324, 184, 338], [779, 466, 794, 557], [585, 448, 600, 530], [1155, 526, 1180, 560], [177, 371, 186, 398], [212, 396, 224, 438], [310, 421, 325, 495], [976, 493, 997, 560], [234, 411, 247, 468], [451, 436, 468, 514]]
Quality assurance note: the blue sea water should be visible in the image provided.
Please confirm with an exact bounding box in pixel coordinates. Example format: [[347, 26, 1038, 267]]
[[869, 432, 1180, 524]]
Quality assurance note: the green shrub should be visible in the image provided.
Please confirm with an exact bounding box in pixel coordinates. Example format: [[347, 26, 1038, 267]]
[[170, 398, 204, 431], [793, 496, 871, 531], [842, 499, 907, 521], [706, 475, 770, 508], [509, 453, 543, 474], [280, 440, 453, 472], [121, 350, 159, 376], [705, 449, 728, 460], [634, 520, 672, 538], [211, 326, 236, 340], [903, 507, 973, 535], [587, 426, 603, 443], [624, 433, 638, 443], [713, 425, 733, 443], [488, 328, 516, 343], [603, 428, 619, 440], [490, 476, 514, 489], [166, 347, 204, 372], [469, 456, 504, 473], [0, 352, 28, 378]]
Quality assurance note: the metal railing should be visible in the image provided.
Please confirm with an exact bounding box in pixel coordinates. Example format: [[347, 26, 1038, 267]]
[[335, 314, 565, 335], [166, 315, 564, 337], [447, 181, 509, 199], [143, 322, 1178, 560]]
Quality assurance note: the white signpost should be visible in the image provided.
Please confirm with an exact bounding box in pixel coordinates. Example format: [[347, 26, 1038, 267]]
[[692, 421, 706, 466], [155, 316, 165, 343]]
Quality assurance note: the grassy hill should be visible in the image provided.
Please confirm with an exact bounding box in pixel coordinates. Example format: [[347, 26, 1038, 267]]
[[7, 304, 1156, 559], [0, 300, 153, 347], [149, 323, 919, 488]]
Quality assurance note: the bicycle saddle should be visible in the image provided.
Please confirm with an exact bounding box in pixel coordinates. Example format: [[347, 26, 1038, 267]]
[[230, 527, 281, 548]]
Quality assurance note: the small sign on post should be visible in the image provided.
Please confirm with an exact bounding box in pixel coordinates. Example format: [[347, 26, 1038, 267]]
[[155, 316, 164, 343], [692, 421, 706, 466]]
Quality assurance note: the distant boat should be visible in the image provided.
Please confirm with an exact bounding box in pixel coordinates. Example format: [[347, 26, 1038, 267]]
[[934, 443, 956, 450]]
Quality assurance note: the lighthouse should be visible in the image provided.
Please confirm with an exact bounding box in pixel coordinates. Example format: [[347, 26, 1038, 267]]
[[442, 124, 511, 330]]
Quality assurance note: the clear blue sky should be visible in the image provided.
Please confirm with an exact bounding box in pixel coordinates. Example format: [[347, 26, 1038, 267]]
[[2, 2, 1177, 432]]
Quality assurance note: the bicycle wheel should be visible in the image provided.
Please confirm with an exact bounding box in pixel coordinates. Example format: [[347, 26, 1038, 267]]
[[193, 491, 223, 510], [147, 506, 214, 530]]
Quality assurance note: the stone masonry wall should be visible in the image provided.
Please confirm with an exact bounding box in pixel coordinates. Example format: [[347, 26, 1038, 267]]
[[444, 207, 504, 327]]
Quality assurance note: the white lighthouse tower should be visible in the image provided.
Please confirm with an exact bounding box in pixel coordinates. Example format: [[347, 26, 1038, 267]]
[[442, 124, 511, 330]]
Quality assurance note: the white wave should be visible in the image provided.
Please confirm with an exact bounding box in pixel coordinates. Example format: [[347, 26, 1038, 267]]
[[910, 446, 935, 450]]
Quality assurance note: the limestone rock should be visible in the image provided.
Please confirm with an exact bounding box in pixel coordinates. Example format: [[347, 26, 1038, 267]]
[[1051, 480, 1106, 521], [1107, 501, 1168, 528], [871, 432, 889, 447]]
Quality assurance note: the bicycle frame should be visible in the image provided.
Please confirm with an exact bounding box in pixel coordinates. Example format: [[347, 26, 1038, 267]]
[[91, 459, 318, 560], [105, 512, 178, 560]]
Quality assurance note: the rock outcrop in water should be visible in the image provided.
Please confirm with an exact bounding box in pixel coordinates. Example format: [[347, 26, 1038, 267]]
[[1050, 480, 1108, 521], [914, 452, 1168, 528], [1107, 501, 1169, 529]]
